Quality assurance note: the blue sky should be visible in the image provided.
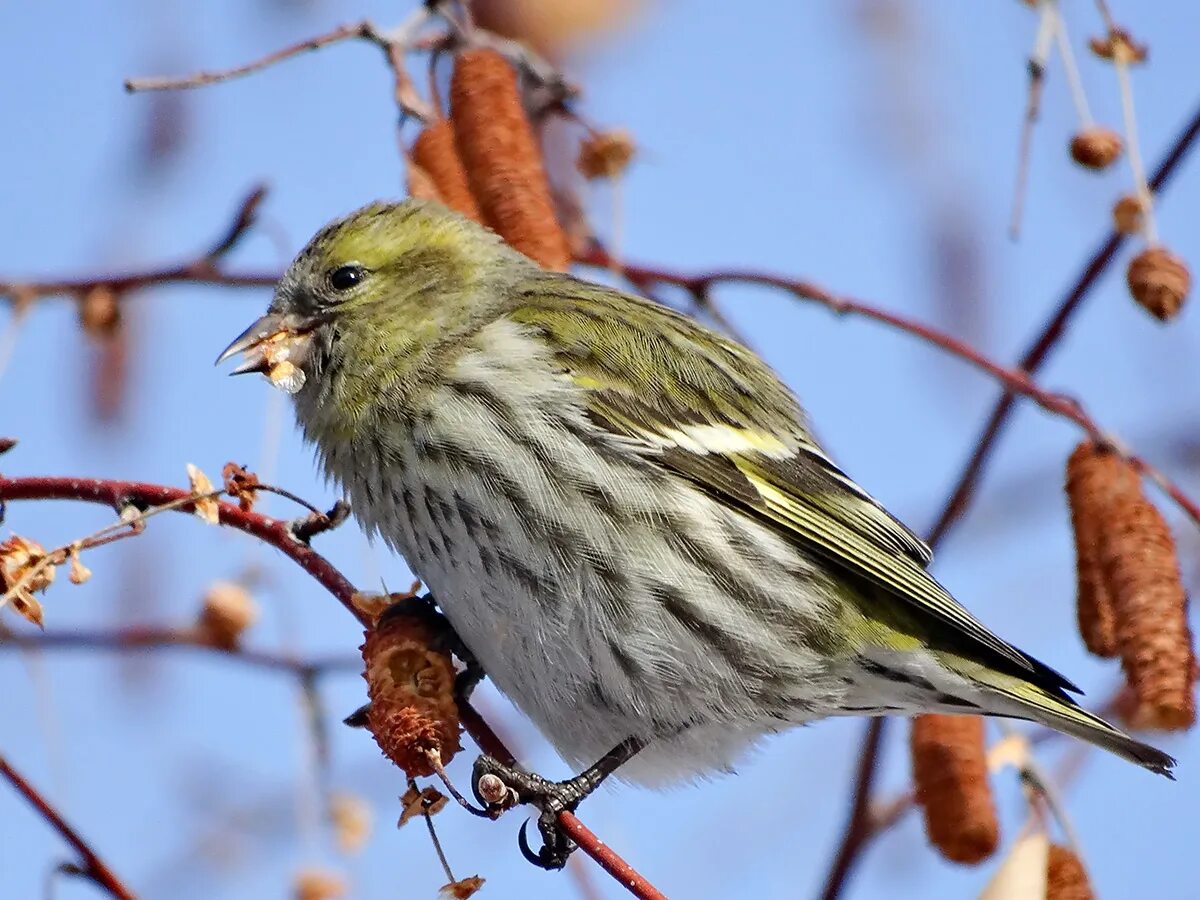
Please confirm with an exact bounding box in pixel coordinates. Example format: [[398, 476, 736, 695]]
[[2, 2, 1197, 898]]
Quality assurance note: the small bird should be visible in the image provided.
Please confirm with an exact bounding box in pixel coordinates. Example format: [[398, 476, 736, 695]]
[[220, 200, 1172, 866]]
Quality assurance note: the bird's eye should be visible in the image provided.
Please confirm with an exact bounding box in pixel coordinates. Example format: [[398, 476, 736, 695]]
[[328, 265, 366, 292]]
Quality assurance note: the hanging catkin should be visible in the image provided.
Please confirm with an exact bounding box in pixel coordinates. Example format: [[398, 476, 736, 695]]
[[450, 48, 570, 270]]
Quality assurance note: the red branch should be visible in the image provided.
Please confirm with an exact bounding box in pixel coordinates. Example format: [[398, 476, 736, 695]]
[[819, 719, 888, 900], [0, 625, 360, 676], [0, 187, 278, 306], [0, 753, 136, 900], [0, 474, 662, 900]]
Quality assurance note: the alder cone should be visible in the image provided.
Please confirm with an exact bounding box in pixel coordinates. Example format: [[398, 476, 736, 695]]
[[910, 714, 999, 864], [1069, 126, 1122, 170], [361, 608, 462, 777], [1127, 246, 1190, 321]]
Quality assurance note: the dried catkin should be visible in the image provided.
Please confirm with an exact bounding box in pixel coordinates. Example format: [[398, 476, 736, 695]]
[[409, 119, 483, 223], [1101, 491, 1196, 730], [1064, 443, 1142, 657], [1046, 844, 1095, 900], [449, 48, 571, 270], [910, 714, 999, 864], [361, 607, 462, 777]]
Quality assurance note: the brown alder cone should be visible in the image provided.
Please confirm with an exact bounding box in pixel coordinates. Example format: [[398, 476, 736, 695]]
[[196, 580, 258, 650], [410, 119, 483, 223], [361, 607, 462, 777], [1064, 443, 1142, 658], [1101, 491, 1196, 730], [449, 48, 571, 270], [78, 286, 121, 337], [1111, 194, 1146, 235], [1069, 127, 1123, 170], [1126, 246, 1190, 321], [1046, 844, 1095, 900], [577, 128, 636, 180], [910, 714, 999, 864]]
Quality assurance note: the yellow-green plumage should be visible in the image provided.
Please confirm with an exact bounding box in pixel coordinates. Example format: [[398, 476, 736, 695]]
[[221, 199, 1173, 783]]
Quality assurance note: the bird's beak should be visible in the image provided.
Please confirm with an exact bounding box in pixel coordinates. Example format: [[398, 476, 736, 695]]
[[216, 312, 319, 393]]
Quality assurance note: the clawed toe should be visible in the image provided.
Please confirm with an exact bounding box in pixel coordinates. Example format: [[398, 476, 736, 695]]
[[471, 754, 588, 869], [470, 736, 646, 870], [518, 817, 577, 870]]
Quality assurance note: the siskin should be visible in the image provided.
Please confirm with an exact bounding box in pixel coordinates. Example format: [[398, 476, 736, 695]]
[[220, 200, 1172, 867]]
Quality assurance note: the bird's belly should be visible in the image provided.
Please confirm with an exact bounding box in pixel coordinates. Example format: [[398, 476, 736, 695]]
[[339, 427, 849, 779]]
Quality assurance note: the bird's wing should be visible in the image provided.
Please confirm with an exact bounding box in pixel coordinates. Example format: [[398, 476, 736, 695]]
[[507, 280, 1075, 692]]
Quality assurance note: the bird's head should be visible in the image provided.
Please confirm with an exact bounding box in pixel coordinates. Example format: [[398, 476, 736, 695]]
[[217, 200, 527, 410]]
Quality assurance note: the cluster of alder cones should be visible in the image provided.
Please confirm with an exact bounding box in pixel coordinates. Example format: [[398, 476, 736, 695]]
[[1067, 28, 1190, 321]]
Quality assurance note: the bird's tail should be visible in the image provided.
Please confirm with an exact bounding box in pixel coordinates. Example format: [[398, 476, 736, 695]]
[[962, 664, 1175, 777]]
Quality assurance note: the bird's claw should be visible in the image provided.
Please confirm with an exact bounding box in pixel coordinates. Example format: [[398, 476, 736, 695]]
[[518, 817, 577, 870], [471, 754, 586, 870]]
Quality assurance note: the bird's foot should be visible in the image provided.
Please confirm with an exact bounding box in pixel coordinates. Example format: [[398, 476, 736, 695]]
[[471, 755, 591, 869], [471, 735, 647, 870]]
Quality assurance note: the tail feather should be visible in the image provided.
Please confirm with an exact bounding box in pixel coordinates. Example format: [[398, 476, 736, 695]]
[[975, 673, 1175, 778]]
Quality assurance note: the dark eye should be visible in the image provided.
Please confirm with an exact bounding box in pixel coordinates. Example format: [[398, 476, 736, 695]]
[[328, 265, 366, 292]]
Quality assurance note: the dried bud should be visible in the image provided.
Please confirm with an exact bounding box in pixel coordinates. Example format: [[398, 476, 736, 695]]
[[439, 876, 485, 899], [1101, 492, 1196, 730], [329, 792, 372, 854], [1064, 443, 1142, 657], [221, 462, 260, 512], [910, 714, 999, 864], [0, 535, 56, 627], [67, 547, 92, 585], [1126, 246, 1190, 321], [78, 286, 121, 337], [361, 608, 461, 777], [1089, 30, 1148, 65], [410, 120, 483, 223], [1046, 844, 1095, 900], [450, 48, 571, 270], [293, 867, 346, 900], [1111, 194, 1147, 235], [186, 464, 220, 525], [577, 129, 636, 180], [1069, 127, 1123, 170], [197, 581, 258, 650], [351, 591, 394, 623], [398, 784, 447, 827]]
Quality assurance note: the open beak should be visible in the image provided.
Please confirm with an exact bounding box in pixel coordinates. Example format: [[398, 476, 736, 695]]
[[216, 312, 318, 393]]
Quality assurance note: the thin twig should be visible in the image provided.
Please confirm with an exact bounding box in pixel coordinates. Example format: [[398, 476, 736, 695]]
[[1054, 4, 1094, 128], [0, 753, 136, 900], [125, 22, 373, 93], [1111, 42, 1158, 242], [125, 18, 436, 122], [1010, 0, 1058, 239], [414, 777, 459, 884]]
